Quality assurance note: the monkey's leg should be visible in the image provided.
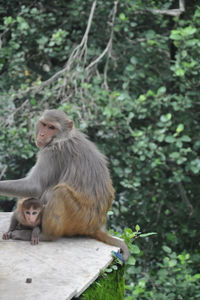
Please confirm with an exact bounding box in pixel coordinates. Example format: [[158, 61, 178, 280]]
[[11, 230, 32, 241], [11, 230, 54, 242], [42, 184, 96, 238]]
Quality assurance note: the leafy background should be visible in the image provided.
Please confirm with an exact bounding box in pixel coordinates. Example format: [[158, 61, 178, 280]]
[[0, 0, 200, 298]]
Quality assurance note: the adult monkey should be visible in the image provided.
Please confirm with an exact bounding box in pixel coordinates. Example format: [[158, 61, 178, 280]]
[[0, 109, 130, 261]]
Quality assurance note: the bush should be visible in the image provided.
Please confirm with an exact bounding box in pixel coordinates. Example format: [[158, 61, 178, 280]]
[[125, 246, 200, 300]]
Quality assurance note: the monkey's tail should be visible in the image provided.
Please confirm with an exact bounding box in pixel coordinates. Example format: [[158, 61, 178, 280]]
[[93, 229, 130, 262]]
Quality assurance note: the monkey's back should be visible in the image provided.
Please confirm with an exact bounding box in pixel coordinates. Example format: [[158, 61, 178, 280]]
[[57, 129, 114, 211]]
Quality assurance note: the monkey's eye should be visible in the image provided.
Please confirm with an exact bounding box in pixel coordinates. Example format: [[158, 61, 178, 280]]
[[41, 122, 46, 127], [25, 211, 30, 215], [49, 125, 56, 130], [32, 211, 38, 215]]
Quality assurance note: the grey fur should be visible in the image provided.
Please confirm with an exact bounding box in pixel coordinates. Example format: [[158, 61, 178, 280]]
[[0, 110, 112, 210]]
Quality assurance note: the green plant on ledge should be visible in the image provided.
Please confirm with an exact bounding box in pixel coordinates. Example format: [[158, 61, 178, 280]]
[[77, 226, 156, 300]]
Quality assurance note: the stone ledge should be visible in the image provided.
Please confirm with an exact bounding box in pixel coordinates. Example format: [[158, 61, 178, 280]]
[[0, 212, 119, 300]]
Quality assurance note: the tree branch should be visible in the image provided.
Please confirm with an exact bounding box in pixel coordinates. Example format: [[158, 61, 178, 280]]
[[177, 182, 193, 216], [148, 0, 185, 17], [12, 1, 97, 99], [0, 166, 8, 180], [86, 1, 118, 75], [103, 1, 118, 90]]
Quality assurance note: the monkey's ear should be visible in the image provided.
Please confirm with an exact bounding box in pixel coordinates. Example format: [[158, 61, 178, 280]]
[[17, 198, 24, 213], [68, 120, 73, 130]]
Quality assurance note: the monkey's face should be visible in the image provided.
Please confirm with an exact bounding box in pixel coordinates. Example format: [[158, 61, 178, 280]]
[[36, 120, 59, 148], [24, 206, 41, 226]]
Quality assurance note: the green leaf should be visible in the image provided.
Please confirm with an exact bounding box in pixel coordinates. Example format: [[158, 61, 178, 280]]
[[181, 135, 191, 142], [169, 152, 180, 159], [157, 86, 166, 95], [130, 56, 137, 65], [4, 16, 13, 25], [138, 95, 146, 102], [176, 124, 184, 133], [30, 98, 36, 106], [128, 256, 136, 265], [192, 274, 200, 280], [105, 268, 113, 273], [112, 265, 118, 271], [162, 246, 172, 253], [131, 130, 143, 137], [135, 224, 140, 232], [169, 259, 177, 267], [165, 136, 175, 143], [131, 245, 140, 254], [145, 30, 156, 39], [160, 113, 172, 122], [170, 30, 182, 40], [175, 68, 185, 77], [119, 13, 126, 21], [182, 26, 197, 36]]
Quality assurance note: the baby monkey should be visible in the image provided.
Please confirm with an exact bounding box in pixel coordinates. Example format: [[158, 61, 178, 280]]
[[2, 197, 44, 245]]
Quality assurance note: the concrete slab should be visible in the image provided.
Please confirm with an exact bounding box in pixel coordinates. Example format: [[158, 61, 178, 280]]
[[0, 212, 119, 300]]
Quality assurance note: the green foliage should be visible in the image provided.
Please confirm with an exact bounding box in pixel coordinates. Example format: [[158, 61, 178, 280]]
[[125, 248, 200, 300]]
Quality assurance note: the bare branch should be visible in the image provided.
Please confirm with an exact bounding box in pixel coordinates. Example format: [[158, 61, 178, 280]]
[[86, 1, 118, 75], [179, 0, 185, 12], [12, 1, 97, 99], [86, 43, 110, 72], [5, 99, 29, 126], [64, 0, 97, 70], [103, 1, 118, 90], [148, 0, 185, 17], [177, 182, 193, 216], [0, 166, 7, 180]]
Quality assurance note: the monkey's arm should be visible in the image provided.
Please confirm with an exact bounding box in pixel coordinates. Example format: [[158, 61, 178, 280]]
[[0, 153, 58, 198], [2, 212, 18, 240], [0, 178, 42, 198], [31, 226, 41, 245], [11, 230, 54, 242]]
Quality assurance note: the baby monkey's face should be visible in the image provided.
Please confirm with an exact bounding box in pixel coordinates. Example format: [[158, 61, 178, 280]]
[[24, 206, 41, 226]]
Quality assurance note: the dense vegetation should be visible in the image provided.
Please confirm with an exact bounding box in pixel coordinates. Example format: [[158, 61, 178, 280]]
[[0, 0, 200, 298]]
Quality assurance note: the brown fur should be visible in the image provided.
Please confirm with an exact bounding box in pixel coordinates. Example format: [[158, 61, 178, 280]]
[[42, 184, 113, 237]]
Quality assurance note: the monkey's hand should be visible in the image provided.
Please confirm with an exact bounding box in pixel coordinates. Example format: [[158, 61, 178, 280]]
[[31, 227, 40, 245], [31, 235, 39, 245], [2, 231, 12, 240]]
